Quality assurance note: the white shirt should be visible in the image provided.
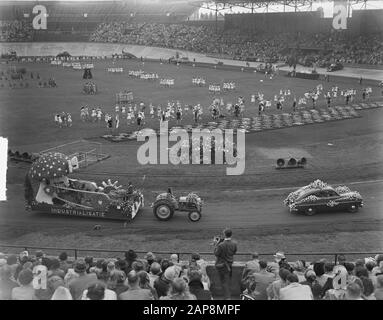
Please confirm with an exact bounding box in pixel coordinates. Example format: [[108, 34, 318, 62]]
[[81, 288, 117, 300], [280, 283, 313, 300]]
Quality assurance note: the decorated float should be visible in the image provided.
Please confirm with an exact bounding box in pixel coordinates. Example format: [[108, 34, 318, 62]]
[[24, 152, 144, 221], [284, 179, 363, 215]]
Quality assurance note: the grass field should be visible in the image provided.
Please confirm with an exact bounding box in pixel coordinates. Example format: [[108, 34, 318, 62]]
[[1, 57, 383, 255]]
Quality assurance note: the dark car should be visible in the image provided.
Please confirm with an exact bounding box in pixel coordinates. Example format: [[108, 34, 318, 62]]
[[327, 62, 343, 72], [284, 180, 363, 215]]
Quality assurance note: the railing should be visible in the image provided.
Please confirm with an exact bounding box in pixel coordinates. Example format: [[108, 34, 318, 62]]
[[0, 244, 381, 265]]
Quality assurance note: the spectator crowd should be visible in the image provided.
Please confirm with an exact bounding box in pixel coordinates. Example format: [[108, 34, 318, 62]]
[[89, 22, 383, 66], [0, 250, 212, 300], [1, 244, 382, 300], [0, 20, 32, 42]]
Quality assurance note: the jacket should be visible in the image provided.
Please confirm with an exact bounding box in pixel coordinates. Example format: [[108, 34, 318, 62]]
[[214, 239, 237, 267]]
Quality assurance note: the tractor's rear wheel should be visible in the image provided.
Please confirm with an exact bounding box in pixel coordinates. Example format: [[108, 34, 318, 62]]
[[153, 200, 174, 221]]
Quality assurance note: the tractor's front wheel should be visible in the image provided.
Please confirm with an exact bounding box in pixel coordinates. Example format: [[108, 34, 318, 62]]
[[153, 200, 174, 221], [188, 211, 201, 222]]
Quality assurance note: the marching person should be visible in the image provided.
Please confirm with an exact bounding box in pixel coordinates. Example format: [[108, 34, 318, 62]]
[[213, 228, 237, 300], [176, 107, 182, 125], [292, 98, 297, 113]]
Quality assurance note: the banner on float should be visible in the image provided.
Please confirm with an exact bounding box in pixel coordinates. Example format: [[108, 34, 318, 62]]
[[333, 0, 348, 30]]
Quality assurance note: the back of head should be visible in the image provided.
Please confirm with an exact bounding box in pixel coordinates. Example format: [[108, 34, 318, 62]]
[[286, 273, 299, 284], [0, 264, 12, 279], [346, 282, 362, 300], [259, 260, 268, 270], [324, 262, 334, 273], [365, 261, 376, 272], [127, 270, 139, 286], [150, 262, 161, 275], [313, 262, 325, 277], [337, 254, 346, 265], [344, 262, 355, 273], [223, 228, 232, 238], [132, 260, 145, 272], [360, 276, 374, 297], [18, 269, 33, 286], [58, 252, 67, 262], [50, 258, 60, 270], [355, 266, 369, 278], [137, 271, 150, 286], [110, 270, 126, 283], [279, 268, 291, 281], [86, 282, 105, 300], [170, 277, 188, 295]]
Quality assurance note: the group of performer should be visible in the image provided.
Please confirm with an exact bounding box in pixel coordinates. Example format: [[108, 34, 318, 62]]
[[54, 112, 72, 128]]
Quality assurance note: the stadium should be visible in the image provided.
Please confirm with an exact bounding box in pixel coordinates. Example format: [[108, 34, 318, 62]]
[[0, 0, 382, 301]]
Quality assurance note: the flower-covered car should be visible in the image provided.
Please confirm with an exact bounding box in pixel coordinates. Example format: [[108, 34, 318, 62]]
[[24, 152, 144, 222], [284, 180, 363, 215]]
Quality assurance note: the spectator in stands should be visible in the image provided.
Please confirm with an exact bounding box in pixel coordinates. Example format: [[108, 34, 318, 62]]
[[160, 277, 196, 300], [313, 262, 327, 287], [267, 268, 291, 300], [154, 265, 178, 298], [372, 255, 383, 276], [374, 275, 383, 300], [48, 258, 65, 279], [279, 273, 313, 300], [11, 269, 35, 300], [68, 259, 98, 300], [144, 252, 156, 271], [345, 262, 356, 282], [365, 260, 377, 287], [6, 254, 18, 278], [187, 269, 212, 300], [82, 282, 117, 300], [84, 256, 94, 273], [242, 252, 260, 280], [170, 254, 181, 268], [148, 262, 161, 288], [58, 252, 70, 273], [359, 276, 376, 300], [132, 260, 145, 273], [292, 260, 306, 282], [51, 286, 73, 300], [345, 282, 363, 300], [323, 267, 348, 300], [119, 271, 154, 300], [0, 264, 18, 300], [251, 260, 275, 300], [124, 250, 138, 273], [138, 270, 158, 300], [213, 228, 237, 300], [301, 269, 322, 299], [108, 270, 128, 296], [64, 268, 79, 287]]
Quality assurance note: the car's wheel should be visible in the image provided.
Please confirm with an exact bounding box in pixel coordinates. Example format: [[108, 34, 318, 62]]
[[188, 211, 201, 222], [304, 207, 316, 216], [153, 200, 174, 221], [348, 205, 359, 213]]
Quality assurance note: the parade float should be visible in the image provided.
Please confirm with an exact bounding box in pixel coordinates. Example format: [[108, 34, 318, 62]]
[[284, 179, 363, 215], [151, 189, 203, 222], [24, 152, 144, 221]]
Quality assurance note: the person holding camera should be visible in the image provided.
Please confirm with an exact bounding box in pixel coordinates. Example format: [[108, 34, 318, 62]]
[[213, 228, 237, 300]]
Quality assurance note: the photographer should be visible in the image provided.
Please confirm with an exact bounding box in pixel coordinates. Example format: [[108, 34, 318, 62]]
[[213, 228, 237, 300]]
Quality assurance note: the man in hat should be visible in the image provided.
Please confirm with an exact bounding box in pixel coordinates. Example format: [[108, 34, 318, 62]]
[[68, 259, 98, 300]]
